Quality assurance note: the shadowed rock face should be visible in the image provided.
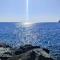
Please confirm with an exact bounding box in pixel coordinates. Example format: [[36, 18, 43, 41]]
[[8, 45, 54, 60], [15, 45, 40, 55], [38, 55, 54, 60]]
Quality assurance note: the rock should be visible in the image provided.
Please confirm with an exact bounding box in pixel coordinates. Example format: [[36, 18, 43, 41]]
[[8, 45, 54, 60], [0, 43, 12, 48], [4, 52, 12, 54], [15, 45, 40, 55], [58, 20, 60, 23], [43, 48, 49, 53], [0, 47, 14, 56], [0, 48, 13, 60], [0, 47, 14, 60], [8, 49, 54, 60], [38, 55, 54, 60]]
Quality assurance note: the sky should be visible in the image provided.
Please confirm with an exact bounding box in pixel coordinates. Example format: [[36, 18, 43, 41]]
[[0, 0, 60, 22]]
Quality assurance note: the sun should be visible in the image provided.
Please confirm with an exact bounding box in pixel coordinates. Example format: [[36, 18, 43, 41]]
[[22, 22, 32, 27], [24, 22, 31, 25]]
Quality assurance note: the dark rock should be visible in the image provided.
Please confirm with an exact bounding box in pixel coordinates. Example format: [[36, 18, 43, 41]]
[[43, 48, 49, 53], [15, 45, 40, 55], [38, 55, 54, 60], [8, 49, 54, 60], [27, 51, 36, 60], [8, 45, 54, 60], [0, 57, 8, 60], [4, 52, 12, 55], [0, 43, 12, 48]]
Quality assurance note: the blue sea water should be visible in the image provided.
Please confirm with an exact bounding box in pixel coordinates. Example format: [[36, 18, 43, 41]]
[[0, 22, 60, 60]]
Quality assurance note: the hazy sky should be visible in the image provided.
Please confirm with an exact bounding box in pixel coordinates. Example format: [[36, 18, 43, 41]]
[[0, 0, 60, 22]]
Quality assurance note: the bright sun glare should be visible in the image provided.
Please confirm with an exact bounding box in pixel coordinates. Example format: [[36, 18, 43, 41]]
[[23, 22, 32, 27]]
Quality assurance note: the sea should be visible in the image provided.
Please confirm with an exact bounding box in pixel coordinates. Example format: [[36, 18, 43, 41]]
[[0, 22, 60, 60]]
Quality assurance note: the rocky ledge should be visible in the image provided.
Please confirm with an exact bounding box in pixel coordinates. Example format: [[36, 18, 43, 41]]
[[7, 45, 54, 60]]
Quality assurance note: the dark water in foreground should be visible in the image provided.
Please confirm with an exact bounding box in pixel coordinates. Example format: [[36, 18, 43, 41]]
[[0, 22, 60, 60]]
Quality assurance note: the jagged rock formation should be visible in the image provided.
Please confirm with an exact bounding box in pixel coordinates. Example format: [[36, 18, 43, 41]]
[[8, 45, 54, 60], [0, 43, 14, 60], [15, 45, 40, 55]]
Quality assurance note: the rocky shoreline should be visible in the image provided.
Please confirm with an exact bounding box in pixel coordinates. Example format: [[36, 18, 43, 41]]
[[0, 44, 54, 60]]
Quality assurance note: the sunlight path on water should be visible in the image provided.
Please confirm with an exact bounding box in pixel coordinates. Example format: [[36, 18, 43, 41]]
[[16, 0, 33, 45]]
